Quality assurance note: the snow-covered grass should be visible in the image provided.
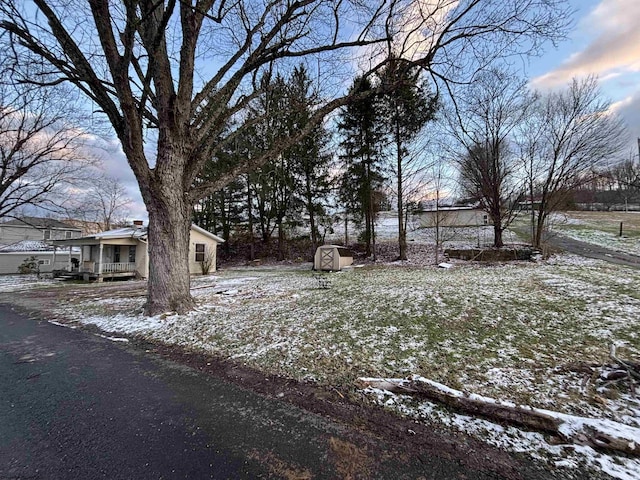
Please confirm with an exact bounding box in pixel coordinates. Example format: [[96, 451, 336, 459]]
[[548, 211, 640, 256], [0, 274, 60, 292], [47, 257, 640, 478]]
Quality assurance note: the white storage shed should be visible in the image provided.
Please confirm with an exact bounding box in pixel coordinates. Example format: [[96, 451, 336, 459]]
[[314, 245, 354, 271]]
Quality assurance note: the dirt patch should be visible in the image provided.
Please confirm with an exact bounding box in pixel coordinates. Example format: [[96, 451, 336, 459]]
[[247, 449, 313, 480], [327, 437, 372, 480]]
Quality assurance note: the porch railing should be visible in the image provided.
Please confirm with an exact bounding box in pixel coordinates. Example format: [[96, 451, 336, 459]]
[[100, 262, 136, 274]]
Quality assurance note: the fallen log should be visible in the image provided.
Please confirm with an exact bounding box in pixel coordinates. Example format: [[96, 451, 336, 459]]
[[357, 376, 640, 457], [610, 343, 640, 382]]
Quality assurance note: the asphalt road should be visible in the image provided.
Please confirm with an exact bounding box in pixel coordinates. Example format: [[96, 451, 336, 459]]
[[0, 303, 542, 480], [546, 232, 640, 269]]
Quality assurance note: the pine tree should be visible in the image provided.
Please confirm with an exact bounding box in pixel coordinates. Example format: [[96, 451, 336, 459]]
[[286, 65, 332, 252], [338, 76, 386, 258]]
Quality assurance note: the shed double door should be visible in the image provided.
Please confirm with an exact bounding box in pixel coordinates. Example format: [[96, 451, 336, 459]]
[[320, 249, 334, 270]]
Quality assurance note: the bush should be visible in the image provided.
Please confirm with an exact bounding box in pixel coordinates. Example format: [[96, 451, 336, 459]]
[[18, 256, 40, 276]]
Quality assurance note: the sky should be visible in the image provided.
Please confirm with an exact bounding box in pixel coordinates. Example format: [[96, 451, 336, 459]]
[[93, 0, 640, 222], [529, 0, 640, 152]]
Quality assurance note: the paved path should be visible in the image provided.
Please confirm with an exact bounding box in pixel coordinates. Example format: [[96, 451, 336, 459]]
[[546, 232, 640, 269], [1, 303, 571, 480]]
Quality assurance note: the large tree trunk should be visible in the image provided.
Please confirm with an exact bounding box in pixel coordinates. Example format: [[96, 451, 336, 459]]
[[490, 208, 504, 248], [145, 201, 195, 315], [358, 377, 640, 457], [534, 210, 547, 250], [145, 187, 195, 316]]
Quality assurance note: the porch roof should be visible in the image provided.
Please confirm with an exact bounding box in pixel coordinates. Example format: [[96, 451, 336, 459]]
[[53, 226, 147, 247]]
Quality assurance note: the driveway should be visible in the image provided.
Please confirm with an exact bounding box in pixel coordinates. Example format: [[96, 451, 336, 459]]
[[546, 232, 640, 269], [0, 303, 598, 480]]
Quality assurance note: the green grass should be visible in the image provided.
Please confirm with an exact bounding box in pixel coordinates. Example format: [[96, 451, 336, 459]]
[[52, 258, 640, 422]]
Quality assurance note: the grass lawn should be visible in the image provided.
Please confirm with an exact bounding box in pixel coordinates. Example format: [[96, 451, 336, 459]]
[[22, 256, 640, 479], [48, 258, 640, 418]]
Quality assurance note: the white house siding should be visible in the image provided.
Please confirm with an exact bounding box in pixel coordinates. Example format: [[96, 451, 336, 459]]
[[418, 209, 489, 228], [188, 229, 218, 274], [136, 242, 149, 279]]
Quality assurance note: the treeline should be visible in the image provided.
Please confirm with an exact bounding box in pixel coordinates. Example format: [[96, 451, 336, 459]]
[[195, 65, 633, 261], [194, 60, 436, 262], [570, 159, 640, 210]]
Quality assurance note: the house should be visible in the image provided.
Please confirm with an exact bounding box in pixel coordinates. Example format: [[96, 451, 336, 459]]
[[417, 206, 490, 228], [0, 217, 82, 274], [53, 222, 224, 281]]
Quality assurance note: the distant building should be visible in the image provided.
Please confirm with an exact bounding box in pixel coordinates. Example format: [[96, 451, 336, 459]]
[[0, 217, 82, 274], [416, 206, 490, 228]]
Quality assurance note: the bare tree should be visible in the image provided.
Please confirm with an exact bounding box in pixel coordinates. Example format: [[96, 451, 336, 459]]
[[67, 174, 132, 232], [450, 70, 532, 248], [0, 70, 92, 219], [421, 158, 460, 264], [1, 0, 571, 314], [379, 56, 437, 260], [517, 76, 628, 248]]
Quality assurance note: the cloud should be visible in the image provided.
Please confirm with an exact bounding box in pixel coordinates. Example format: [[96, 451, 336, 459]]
[[532, 0, 640, 88], [77, 134, 148, 221], [610, 91, 640, 154], [352, 0, 459, 72]]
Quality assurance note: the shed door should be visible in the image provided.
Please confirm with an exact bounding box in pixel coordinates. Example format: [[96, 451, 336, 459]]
[[320, 248, 334, 270]]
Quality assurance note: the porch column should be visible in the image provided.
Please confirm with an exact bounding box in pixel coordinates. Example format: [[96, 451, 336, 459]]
[[98, 243, 104, 274], [52, 246, 57, 270], [79, 245, 84, 268], [67, 246, 72, 271]]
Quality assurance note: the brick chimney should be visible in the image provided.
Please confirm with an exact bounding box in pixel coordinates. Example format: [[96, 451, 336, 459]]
[[133, 220, 144, 228]]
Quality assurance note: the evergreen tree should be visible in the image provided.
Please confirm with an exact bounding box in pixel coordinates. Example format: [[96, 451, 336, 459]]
[[337, 76, 386, 258], [286, 65, 332, 252], [246, 73, 291, 251]]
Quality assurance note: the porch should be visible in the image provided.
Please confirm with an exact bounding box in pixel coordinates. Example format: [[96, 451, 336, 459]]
[[55, 262, 139, 281], [52, 239, 145, 282]]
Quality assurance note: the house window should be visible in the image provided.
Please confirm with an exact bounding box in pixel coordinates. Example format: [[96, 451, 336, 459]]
[[195, 243, 206, 262], [128, 246, 136, 263], [65, 231, 72, 239], [43, 230, 51, 240], [113, 245, 121, 263], [38, 259, 51, 266], [483, 215, 488, 225]]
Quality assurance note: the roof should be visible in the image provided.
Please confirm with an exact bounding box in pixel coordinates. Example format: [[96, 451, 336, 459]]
[[0, 216, 81, 230], [0, 240, 54, 252], [53, 224, 223, 245], [417, 206, 485, 213], [92, 226, 149, 240], [191, 224, 225, 243]]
